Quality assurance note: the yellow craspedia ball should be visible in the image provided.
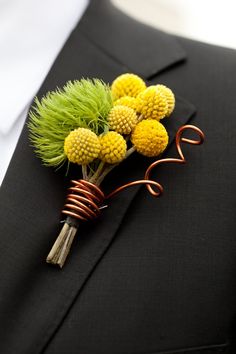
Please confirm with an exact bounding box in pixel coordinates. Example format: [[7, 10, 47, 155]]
[[138, 86, 168, 120], [156, 84, 175, 116], [108, 105, 138, 134], [114, 96, 140, 112], [111, 73, 146, 100], [64, 128, 100, 165], [131, 119, 168, 157], [99, 131, 127, 164]]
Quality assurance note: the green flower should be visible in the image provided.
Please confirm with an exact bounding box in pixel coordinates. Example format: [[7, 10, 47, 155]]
[[28, 79, 112, 168]]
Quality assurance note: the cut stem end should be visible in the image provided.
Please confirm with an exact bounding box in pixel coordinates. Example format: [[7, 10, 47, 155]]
[[46, 222, 78, 268]]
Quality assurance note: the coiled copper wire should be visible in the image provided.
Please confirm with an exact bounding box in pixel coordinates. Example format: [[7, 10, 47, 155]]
[[106, 125, 205, 199], [62, 179, 104, 221], [62, 125, 204, 222]]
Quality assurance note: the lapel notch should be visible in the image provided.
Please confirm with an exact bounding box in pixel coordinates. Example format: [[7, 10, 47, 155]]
[[79, 0, 187, 78]]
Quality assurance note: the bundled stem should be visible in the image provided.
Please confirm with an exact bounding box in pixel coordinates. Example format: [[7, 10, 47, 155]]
[[46, 146, 136, 268], [46, 222, 77, 268]]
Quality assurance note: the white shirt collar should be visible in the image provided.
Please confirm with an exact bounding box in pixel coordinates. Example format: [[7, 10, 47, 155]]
[[0, 0, 89, 135]]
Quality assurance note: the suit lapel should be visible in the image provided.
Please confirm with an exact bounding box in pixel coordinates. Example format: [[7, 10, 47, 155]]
[[79, 0, 186, 78], [0, 1, 196, 353]]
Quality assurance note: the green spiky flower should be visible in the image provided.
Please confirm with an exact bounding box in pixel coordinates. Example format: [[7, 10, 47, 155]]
[[28, 79, 113, 168]]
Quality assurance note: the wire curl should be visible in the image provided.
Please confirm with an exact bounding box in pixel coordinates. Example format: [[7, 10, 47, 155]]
[[106, 124, 205, 199]]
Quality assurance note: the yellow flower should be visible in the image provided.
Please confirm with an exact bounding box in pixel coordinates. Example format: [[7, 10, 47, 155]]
[[138, 86, 168, 120], [156, 84, 175, 116], [111, 73, 146, 100], [64, 128, 100, 164], [99, 131, 127, 164], [114, 96, 140, 112], [108, 105, 138, 134], [131, 119, 168, 157]]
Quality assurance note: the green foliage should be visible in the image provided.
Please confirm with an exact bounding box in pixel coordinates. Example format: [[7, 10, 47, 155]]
[[28, 79, 113, 168]]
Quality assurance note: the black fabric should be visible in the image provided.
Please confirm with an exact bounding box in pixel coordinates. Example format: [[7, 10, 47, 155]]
[[0, 1, 236, 353], [78, 0, 186, 78]]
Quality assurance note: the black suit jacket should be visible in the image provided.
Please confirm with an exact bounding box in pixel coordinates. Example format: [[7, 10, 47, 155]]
[[0, 1, 236, 353]]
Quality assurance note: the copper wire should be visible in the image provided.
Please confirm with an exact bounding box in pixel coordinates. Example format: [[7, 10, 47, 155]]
[[62, 179, 105, 221], [62, 125, 204, 222], [106, 125, 205, 199]]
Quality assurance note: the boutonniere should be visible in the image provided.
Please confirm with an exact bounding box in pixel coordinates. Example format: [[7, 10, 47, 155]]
[[29, 73, 204, 268]]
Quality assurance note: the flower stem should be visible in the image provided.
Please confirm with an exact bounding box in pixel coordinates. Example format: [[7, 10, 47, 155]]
[[82, 165, 88, 180], [95, 146, 136, 185], [96, 164, 117, 185], [125, 146, 136, 158], [89, 161, 106, 184]]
